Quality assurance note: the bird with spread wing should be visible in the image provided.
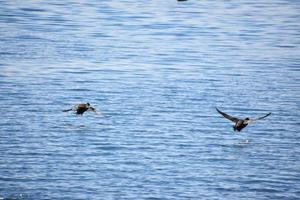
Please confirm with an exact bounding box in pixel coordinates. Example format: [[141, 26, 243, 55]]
[[63, 103, 98, 115], [216, 108, 271, 132]]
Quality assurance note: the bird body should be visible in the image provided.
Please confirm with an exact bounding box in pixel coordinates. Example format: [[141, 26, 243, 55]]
[[63, 103, 97, 115], [234, 120, 248, 132], [216, 108, 271, 132]]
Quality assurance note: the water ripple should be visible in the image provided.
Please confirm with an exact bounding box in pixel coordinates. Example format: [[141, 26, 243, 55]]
[[1, 1, 300, 200]]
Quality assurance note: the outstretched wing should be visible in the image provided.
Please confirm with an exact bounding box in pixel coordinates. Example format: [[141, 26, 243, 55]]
[[216, 108, 240, 123], [63, 108, 73, 112], [63, 104, 84, 112], [247, 112, 271, 124], [88, 106, 99, 114], [256, 112, 272, 120]]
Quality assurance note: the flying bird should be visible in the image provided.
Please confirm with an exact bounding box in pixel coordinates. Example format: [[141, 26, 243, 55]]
[[216, 108, 271, 132], [63, 103, 98, 115]]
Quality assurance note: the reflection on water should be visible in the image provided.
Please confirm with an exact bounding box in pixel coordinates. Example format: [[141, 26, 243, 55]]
[[1, 0, 300, 199]]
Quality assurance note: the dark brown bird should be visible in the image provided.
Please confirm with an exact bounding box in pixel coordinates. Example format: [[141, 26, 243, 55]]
[[216, 108, 271, 132], [63, 103, 98, 115]]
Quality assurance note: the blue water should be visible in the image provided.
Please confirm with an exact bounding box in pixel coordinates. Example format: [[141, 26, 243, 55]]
[[1, 1, 300, 199]]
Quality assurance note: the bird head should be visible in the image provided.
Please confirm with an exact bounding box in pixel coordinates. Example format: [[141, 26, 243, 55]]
[[244, 117, 251, 124]]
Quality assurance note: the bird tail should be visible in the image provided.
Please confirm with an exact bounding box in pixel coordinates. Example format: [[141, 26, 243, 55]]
[[63, 108, 73, 112]]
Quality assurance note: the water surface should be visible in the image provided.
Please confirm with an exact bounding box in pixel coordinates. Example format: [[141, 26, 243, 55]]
[[0, 1, 300, 199]]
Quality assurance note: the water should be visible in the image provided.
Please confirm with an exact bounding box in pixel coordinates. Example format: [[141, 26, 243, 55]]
[[1, 1, 300, 199]]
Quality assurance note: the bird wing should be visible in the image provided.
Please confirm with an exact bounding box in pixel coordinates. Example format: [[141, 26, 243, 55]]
[[62, 104, 84, 112], [63, 108, 73, 112], [256, 112, 272, 120], [216, 108, 240, 123], [246, 112, 272, 124], [88, 106, 97, 112]]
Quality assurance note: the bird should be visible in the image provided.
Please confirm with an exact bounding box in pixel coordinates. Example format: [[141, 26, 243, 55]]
[[216, 107, 271, 132], [63, 103, 98, 115]]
